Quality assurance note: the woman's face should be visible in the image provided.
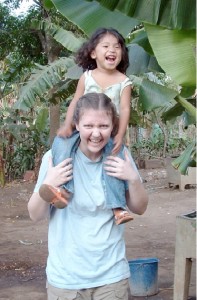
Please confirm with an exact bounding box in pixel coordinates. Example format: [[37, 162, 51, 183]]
[[76, 108, 113, 161]]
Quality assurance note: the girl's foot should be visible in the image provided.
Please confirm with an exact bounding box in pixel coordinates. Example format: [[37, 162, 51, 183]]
[[39, 184, 70, 209], [114, 208, 134, 225]]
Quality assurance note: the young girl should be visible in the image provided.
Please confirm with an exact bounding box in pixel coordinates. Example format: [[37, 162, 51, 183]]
[[40, 28, 133, 225], [28, 93, 148, 299]]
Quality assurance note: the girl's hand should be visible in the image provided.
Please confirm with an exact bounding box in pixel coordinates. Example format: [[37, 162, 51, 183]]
[[43, 156, 73, 187], [104, 150, 139, 182], [57, 124, 73, 138]]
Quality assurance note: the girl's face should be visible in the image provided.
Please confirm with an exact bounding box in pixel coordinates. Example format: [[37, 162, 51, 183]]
[[91, 33, 122, 71], [76, 108, 113, 161]]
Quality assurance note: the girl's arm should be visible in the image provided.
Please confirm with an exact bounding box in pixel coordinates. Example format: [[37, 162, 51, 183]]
[[112, 85, 131, 154], [104, 150, 148, 215], [28, 155, 73, 222], [57, 74, 85, 137]]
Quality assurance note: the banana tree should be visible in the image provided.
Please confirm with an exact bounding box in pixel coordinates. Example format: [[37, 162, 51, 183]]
[[13, 22, 84, 110], [12, 1, 85, 144], [50, 0, 196, 174]]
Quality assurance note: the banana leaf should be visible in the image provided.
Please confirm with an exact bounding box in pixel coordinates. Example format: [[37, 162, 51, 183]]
[[171, 141, 196, 175], [89, 0, 196, 29], [14, 57, 75, 111], [145, 24, 196, 95], [51, 0, 140, 36]]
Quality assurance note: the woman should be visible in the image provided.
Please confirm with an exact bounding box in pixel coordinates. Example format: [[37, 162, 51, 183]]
[[28, 92, 148, 300]]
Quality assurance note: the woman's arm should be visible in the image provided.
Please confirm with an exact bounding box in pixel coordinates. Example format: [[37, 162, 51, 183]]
[[125, 177, 148, 215], [28, 192, 50, 222], [28, 155, 73, 222], [104, 150, 148, 215]]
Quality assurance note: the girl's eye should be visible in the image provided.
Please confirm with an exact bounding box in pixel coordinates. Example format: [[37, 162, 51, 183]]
[[84, 125, 92, 128], [100, 125, 108, 128]]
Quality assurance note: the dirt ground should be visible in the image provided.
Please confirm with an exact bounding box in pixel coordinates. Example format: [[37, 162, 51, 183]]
[[0, 168, 196, 300]]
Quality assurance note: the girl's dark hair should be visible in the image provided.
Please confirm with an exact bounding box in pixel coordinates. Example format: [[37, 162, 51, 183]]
[[73, 93, 119, 137], [75, 28, 129, 74]]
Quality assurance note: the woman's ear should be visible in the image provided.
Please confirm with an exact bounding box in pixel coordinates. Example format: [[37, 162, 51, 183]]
[[111, 115, 119, 137], [75, 123, 79, 131]]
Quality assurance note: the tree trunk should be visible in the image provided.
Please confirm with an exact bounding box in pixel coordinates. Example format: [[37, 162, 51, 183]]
[[0, 155, 5, 187], [46, 35, 62, 146], [49, 104, 60, 146], [37, 11, 64, 148], [154, 111, 168, 158]]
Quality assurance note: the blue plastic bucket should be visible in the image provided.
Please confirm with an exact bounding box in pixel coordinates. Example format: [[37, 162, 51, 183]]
[[128, 257, 159, 296]]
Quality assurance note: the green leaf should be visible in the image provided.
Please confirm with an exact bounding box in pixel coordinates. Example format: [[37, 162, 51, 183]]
[[32, 20, 85, 52], [35, 108, 49, 132], [51, 0, 140, 36], [14, 57, 75, 111], [43, 0, 55, 9], [180, 86, 196, 98], [52, 79, 78, 102], [168, 0, 196, 30], [129, 109, 143, 127], [67, 65, 83, 80], [92, 0, 196, 29], [127, 44, 163, 75], [162, 103, 184, 122], [172, 141, 196, 174], [175, 95, 196, 119], [145, 24, 196, 89], [182, 111, 196, 127], [162, 101, 196, 126], [128, 29, 154, 56], [139, 79, 178, 111]]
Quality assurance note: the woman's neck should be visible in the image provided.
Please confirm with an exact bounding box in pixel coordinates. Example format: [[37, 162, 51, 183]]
[[78, 144, 103, 162]]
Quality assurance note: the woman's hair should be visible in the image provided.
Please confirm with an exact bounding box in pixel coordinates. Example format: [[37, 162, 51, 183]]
[[75, 28, 129, 74], [73, 93, 119, 137]]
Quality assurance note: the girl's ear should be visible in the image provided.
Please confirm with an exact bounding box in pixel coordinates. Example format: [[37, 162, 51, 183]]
[[90, 50, 96, 59]]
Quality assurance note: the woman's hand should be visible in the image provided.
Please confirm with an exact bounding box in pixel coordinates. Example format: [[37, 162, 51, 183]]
[[104, 150, 139, 182], [28, 156, 73, 222], [43, 156, 73, 187], [104, 150, 148, 215]]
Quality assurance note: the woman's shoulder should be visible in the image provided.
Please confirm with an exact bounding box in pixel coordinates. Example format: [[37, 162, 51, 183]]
[[41, 150, 52, 164], [43, 149, 52, 158], [33, 149, 52, 193]]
